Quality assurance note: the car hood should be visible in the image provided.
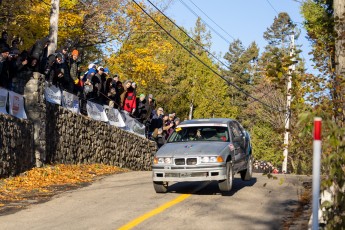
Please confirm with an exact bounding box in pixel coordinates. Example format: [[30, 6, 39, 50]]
[[156, 142, 229, 157]]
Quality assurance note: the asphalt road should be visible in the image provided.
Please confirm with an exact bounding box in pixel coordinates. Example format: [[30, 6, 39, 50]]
[[0, 171, 309, 230]]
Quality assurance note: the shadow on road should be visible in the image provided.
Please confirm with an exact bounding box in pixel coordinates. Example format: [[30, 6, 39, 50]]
[[167, 177, 257, 196]]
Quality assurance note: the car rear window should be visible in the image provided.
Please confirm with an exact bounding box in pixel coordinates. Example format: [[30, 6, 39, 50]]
[[167, 126, 229, 143]]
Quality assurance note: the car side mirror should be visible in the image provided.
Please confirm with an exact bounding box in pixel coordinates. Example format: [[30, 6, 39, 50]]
[[233, 136, 242, 142]]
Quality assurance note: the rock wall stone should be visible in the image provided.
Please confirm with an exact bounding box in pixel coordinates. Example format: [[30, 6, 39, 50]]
[[45, 103, 157, 170], [0, 72, 157, 178], [0, 114, 35, 178]]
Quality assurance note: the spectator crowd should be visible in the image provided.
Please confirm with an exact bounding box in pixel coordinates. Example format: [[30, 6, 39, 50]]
[[0, 31, 181, 147]]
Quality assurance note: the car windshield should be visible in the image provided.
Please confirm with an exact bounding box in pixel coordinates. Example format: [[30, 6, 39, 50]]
[[167, 126, 229, 143]]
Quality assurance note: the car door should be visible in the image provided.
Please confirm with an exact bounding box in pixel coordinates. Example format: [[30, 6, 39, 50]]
[[229, 121, 246, 170]]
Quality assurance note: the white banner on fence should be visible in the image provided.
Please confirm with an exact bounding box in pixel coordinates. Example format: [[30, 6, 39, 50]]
[[86, 101, 108, 122], [8, 91, 27, 119], [44, 83, 62, 105], [103, 105, 126, 127], [62, 91, 79, 114], [0, 87, 8, 114], [122, 112, 146, 137]]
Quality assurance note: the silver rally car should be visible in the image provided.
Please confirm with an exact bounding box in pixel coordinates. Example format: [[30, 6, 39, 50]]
[[152, 118, 253, 193]]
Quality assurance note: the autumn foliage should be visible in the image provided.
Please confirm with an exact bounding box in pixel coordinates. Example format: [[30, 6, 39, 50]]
[[0, 164, 126, 206]]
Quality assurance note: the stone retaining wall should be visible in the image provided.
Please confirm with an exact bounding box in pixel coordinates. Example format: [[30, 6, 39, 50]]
[[0, 72, 157, 178], [45, 103, 156, 170], [0, 114, 35, 178]]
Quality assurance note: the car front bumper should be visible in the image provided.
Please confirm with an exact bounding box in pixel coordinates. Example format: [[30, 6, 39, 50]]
[[152, 165, 227, 182]]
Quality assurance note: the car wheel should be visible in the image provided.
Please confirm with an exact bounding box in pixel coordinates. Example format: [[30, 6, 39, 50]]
[[240, 156, 253, 181], [218, 162, 233, 192], [153, 181, 168, 193]]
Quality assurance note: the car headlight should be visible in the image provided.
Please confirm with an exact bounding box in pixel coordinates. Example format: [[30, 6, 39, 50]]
[[201, 156, 210, 163], [200, 156, 223, 163], [164, 158, 172, 164], [154, 157, 173, 164]]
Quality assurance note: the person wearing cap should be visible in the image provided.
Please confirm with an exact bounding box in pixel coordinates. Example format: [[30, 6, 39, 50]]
[[69, 49, 81, 94], [135, 93, 147, 122], [0, 45, 10, 88], [103, 67, 110, 76], [82, 64, 96, 95], [48, 54, 68, 90], [57, 46, 69, 65], [90, 66, 107, 104]]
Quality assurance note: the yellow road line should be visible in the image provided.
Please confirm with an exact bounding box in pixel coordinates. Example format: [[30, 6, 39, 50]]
[[118, 194, 191, 230]]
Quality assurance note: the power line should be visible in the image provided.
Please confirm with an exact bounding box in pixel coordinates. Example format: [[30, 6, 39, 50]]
[[146, 0, 231, 70], [188, 0, 236, 41], [177, 0, 233, 45], [131, 0, 284, 112], [146, 0, 270, 95], [265, 0, 279, 15]]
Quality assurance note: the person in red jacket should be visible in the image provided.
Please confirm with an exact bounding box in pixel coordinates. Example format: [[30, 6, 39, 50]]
[[122, 80, 136, 115]]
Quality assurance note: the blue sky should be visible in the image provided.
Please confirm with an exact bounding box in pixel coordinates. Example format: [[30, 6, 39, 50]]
[[157, 0, 316, 73]]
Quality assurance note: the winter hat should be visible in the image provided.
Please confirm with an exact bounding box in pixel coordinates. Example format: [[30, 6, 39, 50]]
[[139, 94, 145, 98], [1, 46, 10, 53], [132, 82, 136, 87], [97, 66, 104, 71], [56, 53, 63, 60], [71, 49, 79, 56], [88, 68, 97, 75], [148, 94, 153, 99], [88, 63, 96, 69]]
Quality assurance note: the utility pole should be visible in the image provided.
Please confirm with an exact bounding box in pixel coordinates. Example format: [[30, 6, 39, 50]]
[[282, 32, 295, 173], [188, 102, 193, 120], [48, 0, 59, 56]]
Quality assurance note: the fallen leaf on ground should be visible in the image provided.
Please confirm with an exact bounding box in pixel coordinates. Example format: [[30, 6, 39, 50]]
[[0, 164, 127, 204]]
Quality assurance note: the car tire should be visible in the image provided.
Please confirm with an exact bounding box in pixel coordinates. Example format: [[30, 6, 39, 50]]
[[218, 162, 233, 192], [153, 181, 168, 193], [240, 156, 253, 181]]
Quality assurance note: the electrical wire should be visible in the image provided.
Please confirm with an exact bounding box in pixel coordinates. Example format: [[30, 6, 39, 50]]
[[146, 0, 264, 92], [188, 0, 236, 41], [146, 0, 231, 70], [265, 0, 279, 15], [131, 0, 284, 112], [177, 0, 233, 45]]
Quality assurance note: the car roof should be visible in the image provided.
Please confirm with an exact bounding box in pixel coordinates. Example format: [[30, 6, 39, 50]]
[[179, 118, 235, 126]]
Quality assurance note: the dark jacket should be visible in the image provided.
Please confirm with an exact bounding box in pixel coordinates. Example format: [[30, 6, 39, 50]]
[[135, 98, 147, 122], [30, 37, 49, 74], [144, 98, 156, 123], [69, 58, 79, 80], [0, 54, 10, 88]]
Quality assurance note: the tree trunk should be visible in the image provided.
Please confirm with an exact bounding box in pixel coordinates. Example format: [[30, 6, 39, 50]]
[[334, 0, 345, 127], [48, 0, 59, 56]]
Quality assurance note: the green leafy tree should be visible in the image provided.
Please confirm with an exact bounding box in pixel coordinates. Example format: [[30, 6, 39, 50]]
[[301, 1, 345, 228]]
